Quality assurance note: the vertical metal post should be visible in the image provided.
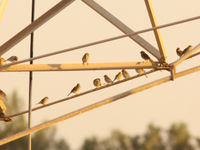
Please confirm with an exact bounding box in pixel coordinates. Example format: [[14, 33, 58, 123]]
[[28, 0, 35, 149], [0, 0, 8, 22], [144, 0, 167, 62]]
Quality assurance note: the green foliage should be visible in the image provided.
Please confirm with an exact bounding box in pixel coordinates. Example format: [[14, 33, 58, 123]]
[[82, 136, 100, 150], [80, 123, 198, 150], [168, 123, 194, 150], [0, 91, 70, 150], [1, 91, 199, 150]]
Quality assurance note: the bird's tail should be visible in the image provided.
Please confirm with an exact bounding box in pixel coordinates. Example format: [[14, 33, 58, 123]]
[[149, 58, 155, 64], [36, 102, 41, 105], [67, 92, 71, 96]]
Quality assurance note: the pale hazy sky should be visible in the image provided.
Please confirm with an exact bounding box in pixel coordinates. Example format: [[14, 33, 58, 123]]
[[0, 0, 200, 149]]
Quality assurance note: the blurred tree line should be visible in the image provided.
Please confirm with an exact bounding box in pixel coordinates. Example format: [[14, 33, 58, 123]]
[[1, 91, 200, 150]]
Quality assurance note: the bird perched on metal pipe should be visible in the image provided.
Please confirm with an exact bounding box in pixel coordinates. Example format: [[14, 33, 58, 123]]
[[104, 75, 113, 84], [122, 69, 130, 79], [82, 53, 90, 65], [37, 97, 48, 105], [0, 57, 6, 65], [176, 45, 192, 57], [135, 68, 148, 78], [93, 78, 102, 88], [68, 83, 81, 96], [113, 72, 122, 82], [0, 99, 6, 115], [140, 51, 154, 64], [0, 99, 11, 122], [6, 56, 18, 62]]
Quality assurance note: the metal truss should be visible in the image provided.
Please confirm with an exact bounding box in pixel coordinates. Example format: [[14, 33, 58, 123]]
[[0, 0, 200, 148]]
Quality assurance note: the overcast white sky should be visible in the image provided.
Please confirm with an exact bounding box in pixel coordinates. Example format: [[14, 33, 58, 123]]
[[0, 0, 200, 149]]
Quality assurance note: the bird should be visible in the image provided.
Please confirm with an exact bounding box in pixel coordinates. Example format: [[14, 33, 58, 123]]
[[0, 98, 11, 122], [6, 56, 18, 62], [122, 69, 130, 79], [37, 97, 48, 105], [0, 99, 6, 114], [0, 57, 6, 65], [68, 83, 81, 96], [82, 53, 90, 65], [0, 89, 7, 99], [135, 68, 148, 78], [113, 72, 122, 82], [176, 45, 193, 57], [183, 45, 192, 54], [104, 75, 113, 84], [2, 117, 12, 122], [0, 111, 12, 122], [176, 48, 183, 57], [93, 78, 102, 88], [140, 51, 154, 64]]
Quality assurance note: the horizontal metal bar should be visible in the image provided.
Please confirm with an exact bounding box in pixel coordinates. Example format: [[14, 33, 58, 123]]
[[0, 62, 158, 72]]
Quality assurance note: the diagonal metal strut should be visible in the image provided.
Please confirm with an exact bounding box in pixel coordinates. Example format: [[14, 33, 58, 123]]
[[0, 0, 75, 56], [82, 0, 161, 60], [144, 0, 167, 62]]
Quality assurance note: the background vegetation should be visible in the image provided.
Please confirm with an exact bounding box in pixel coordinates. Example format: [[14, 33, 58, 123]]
[[0, 91, 200, 150]]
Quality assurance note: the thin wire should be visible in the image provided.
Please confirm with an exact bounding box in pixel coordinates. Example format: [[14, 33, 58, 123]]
[[6, 69, 160, 119], [0, 15, 200, 69], [28, 0, 35, 150]]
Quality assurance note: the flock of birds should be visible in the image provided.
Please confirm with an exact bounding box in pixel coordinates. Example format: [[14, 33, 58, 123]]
[[67, 52, 148, 97], [0, 45, 192, 122]]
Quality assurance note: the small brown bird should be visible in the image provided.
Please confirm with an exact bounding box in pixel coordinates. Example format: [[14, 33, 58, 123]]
[[93, 78, 102, 88], [68, 83, 81, 96], [183, 45, 192, 54], [0, 57, 6, 65], [176, 45, 192, 57], [0, 99, 6, 114], [140, 51, 154, 64], [0, 99, 12, 122], [82, 53, 90, 65], [37, 97, 48, 105], [6, 56, 18, 62], [113, 72, 122, 82], [0, 111, 12, 122], [0, 89, 7, 99], [104, 75, 113, 84], [3, 117, 12, 122], [135, 68, 148, 78], [122, 69, 130, 79], [176, 48, 183, 57]]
